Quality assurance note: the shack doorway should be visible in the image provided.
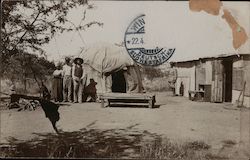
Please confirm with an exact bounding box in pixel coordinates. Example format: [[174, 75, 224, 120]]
[[111, 70, 127, 93], [223, 59, 233, 102]]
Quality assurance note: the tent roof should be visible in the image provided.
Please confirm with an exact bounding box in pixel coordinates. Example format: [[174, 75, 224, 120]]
[[80, 42, 135, 73]]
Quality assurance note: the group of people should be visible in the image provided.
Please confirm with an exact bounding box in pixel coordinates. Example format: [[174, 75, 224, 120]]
[[52, 57, 97, 103]]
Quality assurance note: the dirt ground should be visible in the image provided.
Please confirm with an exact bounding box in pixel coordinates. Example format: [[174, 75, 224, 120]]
[[1, 92, 250, 159]]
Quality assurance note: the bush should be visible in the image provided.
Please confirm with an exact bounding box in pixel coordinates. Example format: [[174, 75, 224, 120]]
[[142, 66, 166, 81], [140, 138, 211, 160], [143, 77, 171, 92]]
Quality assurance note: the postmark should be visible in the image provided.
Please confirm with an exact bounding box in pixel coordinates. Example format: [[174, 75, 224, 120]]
[[124, 14, 175, 66]]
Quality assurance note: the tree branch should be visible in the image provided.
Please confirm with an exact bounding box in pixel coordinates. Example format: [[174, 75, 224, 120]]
[[15, 11, 41, 47]]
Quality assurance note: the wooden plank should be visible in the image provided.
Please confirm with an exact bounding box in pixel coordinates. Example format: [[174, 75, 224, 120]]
[[0, 96, 10, 101], [232, 68, 243, 91], [204, 85, 211, 102], [244, 61, 250, 96], [100, 96, 152, 100], [99, 93, 155, 100], [109, 99, 150, 103], [99, 93, 156, 108], [108, 101, 153, 108], [109, 102, 150, 106], [241, 81, 246, 107], [211, 60, 223, 102], [101, 93, 155, 96]]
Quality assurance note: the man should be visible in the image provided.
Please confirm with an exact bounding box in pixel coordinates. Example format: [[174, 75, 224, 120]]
[[168, 63, 177, 96], [72, 57, 86, 103], [179, 81, 184, 96], [62, 57, 72, 102]]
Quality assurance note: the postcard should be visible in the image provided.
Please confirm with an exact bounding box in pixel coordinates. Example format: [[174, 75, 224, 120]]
[[0, 0, 249, 159]]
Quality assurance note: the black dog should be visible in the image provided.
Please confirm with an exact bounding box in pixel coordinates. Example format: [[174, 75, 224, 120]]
[[38, 99, 60, 134], [9, 94, 60, 134]]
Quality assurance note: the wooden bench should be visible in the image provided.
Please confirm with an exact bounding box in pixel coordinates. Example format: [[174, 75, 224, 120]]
[[188, 90, 204, 101], [99, 93, 156, 108]]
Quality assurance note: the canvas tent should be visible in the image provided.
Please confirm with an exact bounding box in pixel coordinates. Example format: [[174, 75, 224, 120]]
[[79, 43, 145, 94]]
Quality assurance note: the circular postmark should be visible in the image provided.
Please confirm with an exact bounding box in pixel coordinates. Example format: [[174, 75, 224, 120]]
[[124, 14, 175, 66]]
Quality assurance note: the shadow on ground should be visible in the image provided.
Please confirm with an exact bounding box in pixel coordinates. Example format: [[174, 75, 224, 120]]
[[0, 127, 155, 158], [0, 126, 241, 159]]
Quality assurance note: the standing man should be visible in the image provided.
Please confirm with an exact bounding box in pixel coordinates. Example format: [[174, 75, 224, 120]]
[[72, 57, 86, 103], [168, 63, 177, 96], [62, 57, 72, 102]]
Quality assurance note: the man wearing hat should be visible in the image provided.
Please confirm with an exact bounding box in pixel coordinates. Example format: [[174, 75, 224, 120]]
[[72, 57, 86, 103], [62, 57, 72, 102]]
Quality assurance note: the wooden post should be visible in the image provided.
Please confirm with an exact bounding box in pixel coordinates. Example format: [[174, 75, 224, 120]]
[[241, 81, 246, 107], [0, 2, 2, 103], [0, 77, 1, 102], [101, 99, 105, 108], [149, 99, 153, 108], [108, 100, 110, 107]]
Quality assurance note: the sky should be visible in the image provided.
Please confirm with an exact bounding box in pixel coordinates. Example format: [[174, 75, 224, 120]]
[[42, 1, 250, 63]]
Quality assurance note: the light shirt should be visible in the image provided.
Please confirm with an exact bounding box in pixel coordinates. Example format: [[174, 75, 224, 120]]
[[62, 64, 72, 76], [53, 69, 63, 77]]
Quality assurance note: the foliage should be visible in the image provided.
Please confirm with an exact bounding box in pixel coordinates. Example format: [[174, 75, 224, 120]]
[[144, 77, 171, 92], [3, 52, 56, 91], [0, 128, 212, 159], [142, 66, 166, 81], [1, 0, 102, 55], [0, 0, 103, 87]]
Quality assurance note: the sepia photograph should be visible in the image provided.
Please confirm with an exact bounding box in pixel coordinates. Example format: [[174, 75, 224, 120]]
[[0, 0, 250, 159]]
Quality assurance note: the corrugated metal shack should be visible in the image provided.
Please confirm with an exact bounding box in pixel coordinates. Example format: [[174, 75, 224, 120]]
[[171, 54, 250, 107]]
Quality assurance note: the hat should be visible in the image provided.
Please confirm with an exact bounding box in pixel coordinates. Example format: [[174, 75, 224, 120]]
[[65, 57, 71, 62], [74, 57, 83, 64]]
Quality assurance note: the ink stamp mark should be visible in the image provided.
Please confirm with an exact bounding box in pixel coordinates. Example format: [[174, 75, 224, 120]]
[[124, 14, 175, 66]]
